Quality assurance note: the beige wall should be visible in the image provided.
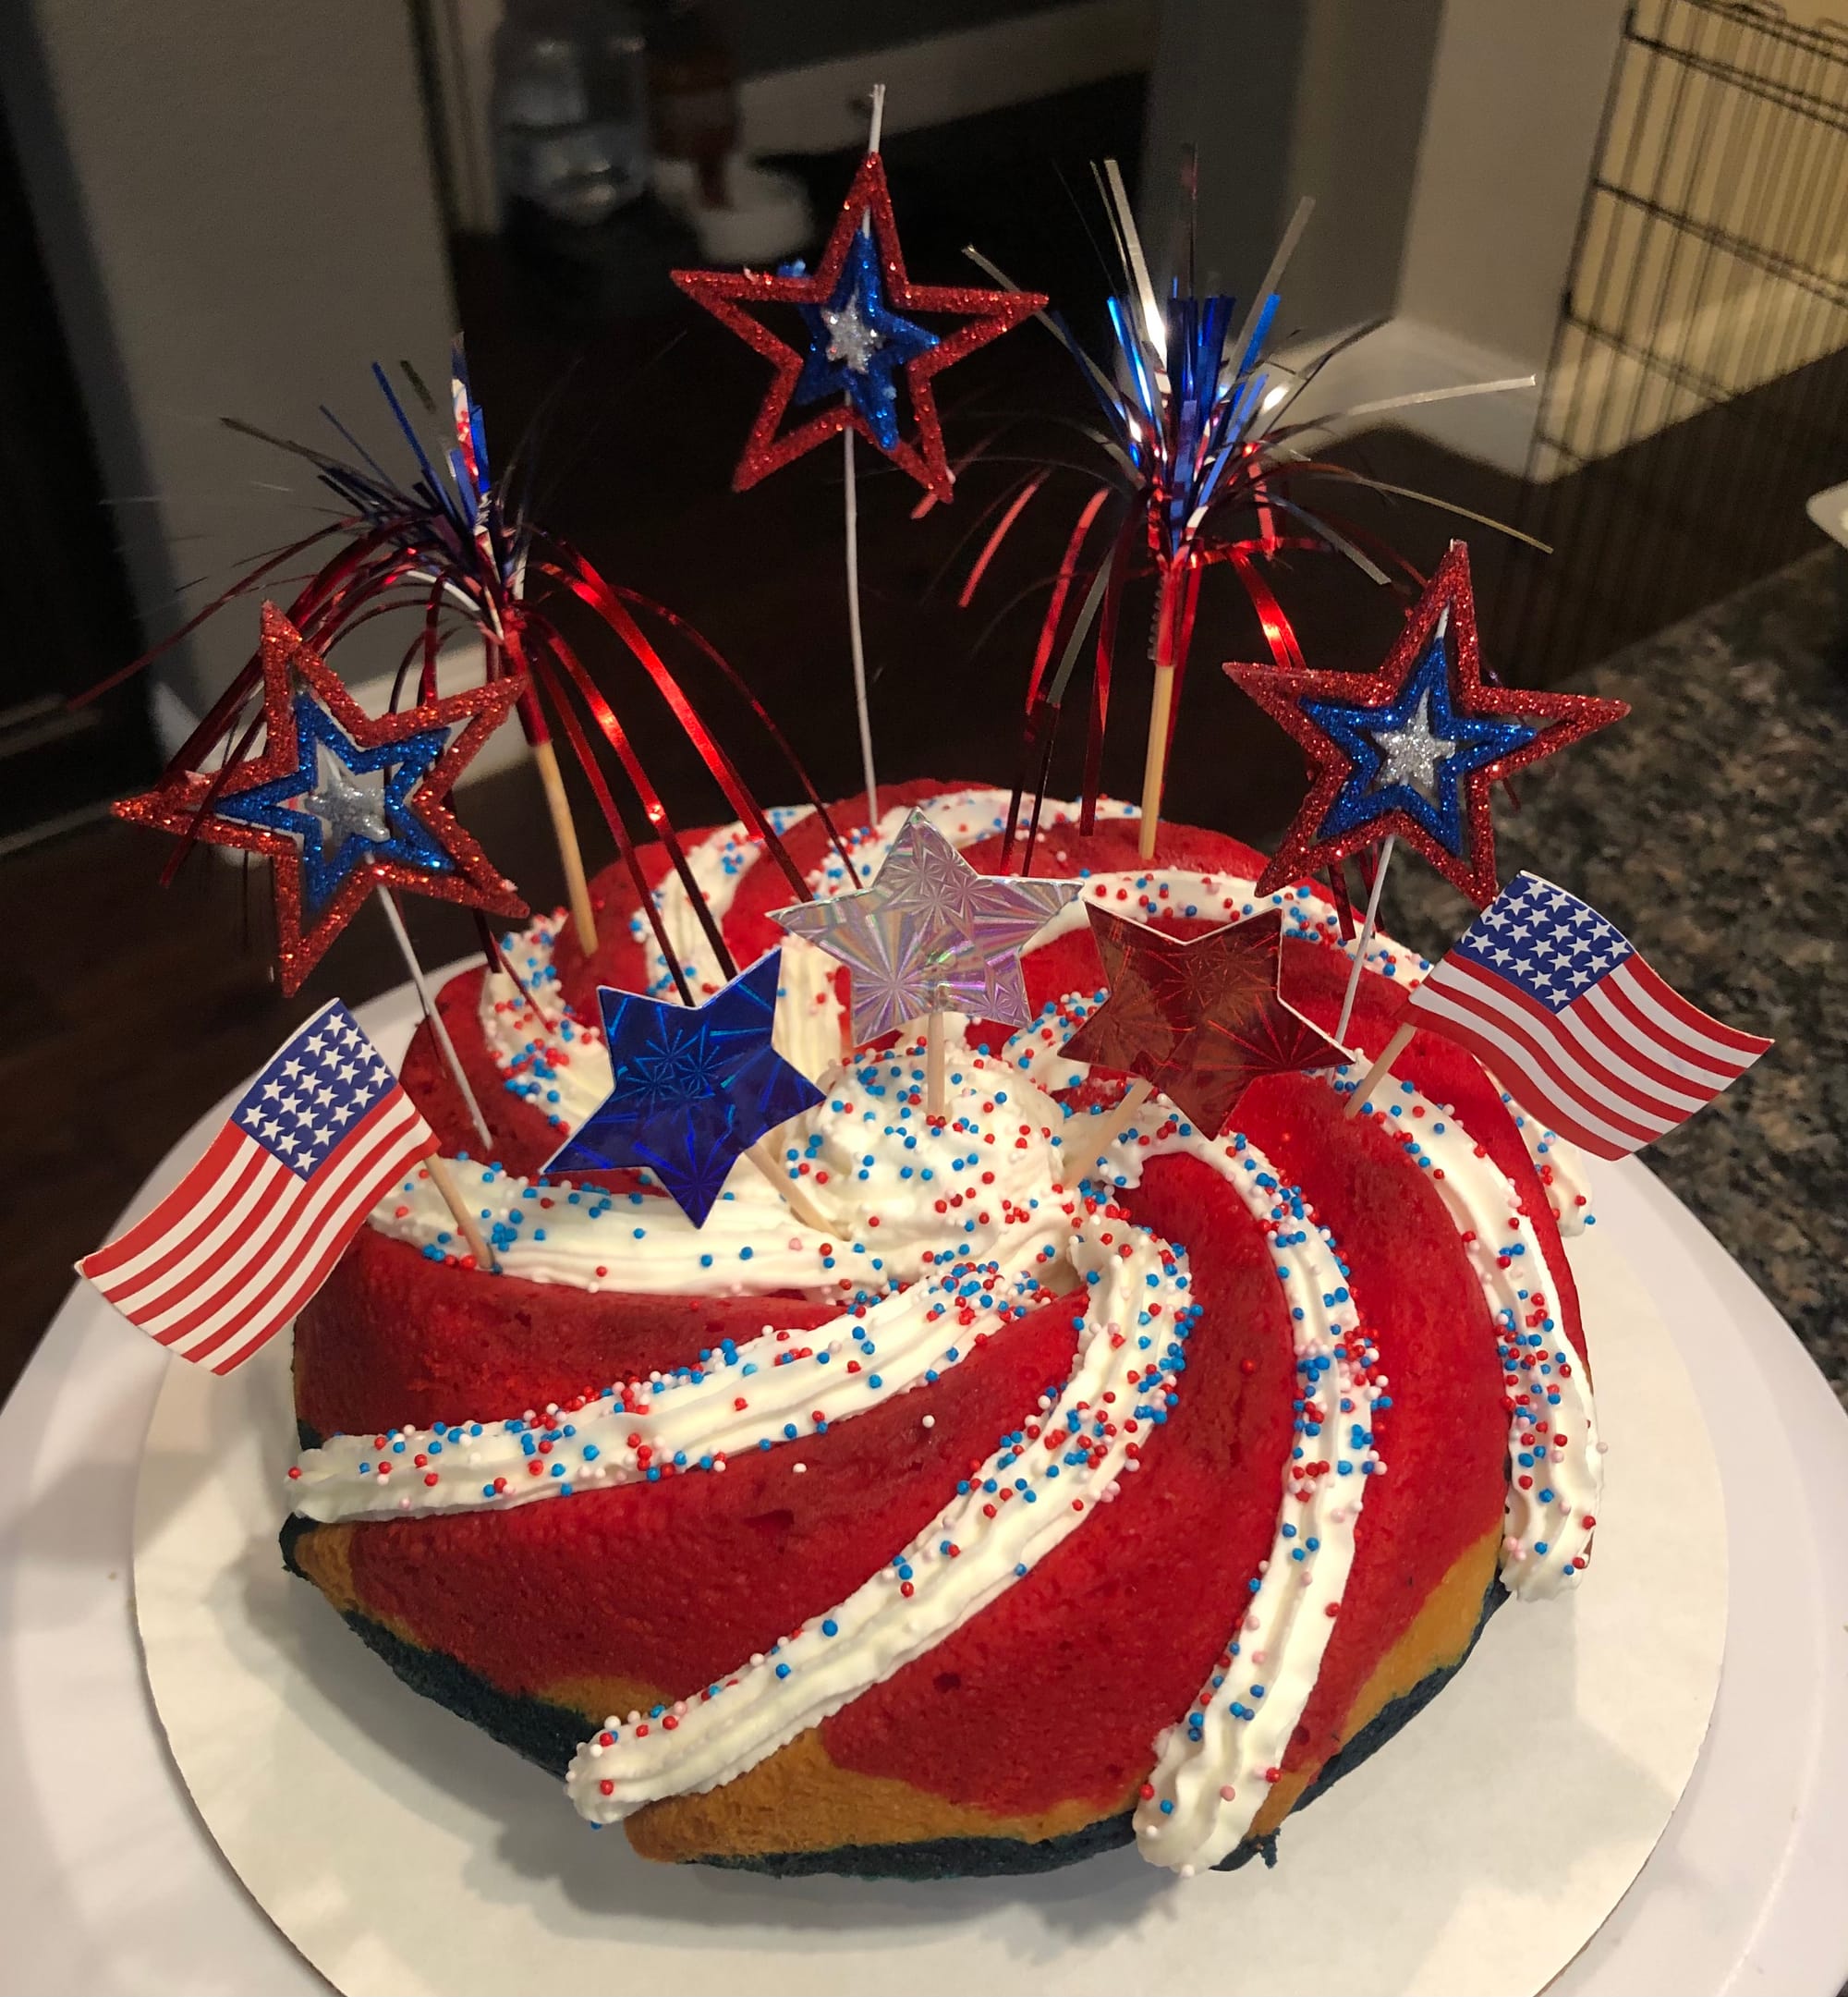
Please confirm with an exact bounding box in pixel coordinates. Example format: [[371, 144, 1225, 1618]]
[[1141, 0, 1443, 336], [2, 1, 458, 714], [1397, 0, 1628, 370]]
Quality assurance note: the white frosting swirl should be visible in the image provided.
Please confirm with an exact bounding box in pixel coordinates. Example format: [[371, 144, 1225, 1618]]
[[1124, 1120, 1378, 1874], [564, 1192, 1196, 1826], [1333, 1073, 1602, 1596], [293, 1046, 1075, 1520], [300, 789, 1599, 1872], [1498, 1080, 1595, 1237]]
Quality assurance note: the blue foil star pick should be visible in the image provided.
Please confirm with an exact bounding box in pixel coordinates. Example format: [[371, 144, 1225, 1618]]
[[213, 694, 456, 918], [789, 229, 938, 451], [1225, 542, 1630, 907], [1299, 624, 1536, 859], [542, 950, 824, 1227]]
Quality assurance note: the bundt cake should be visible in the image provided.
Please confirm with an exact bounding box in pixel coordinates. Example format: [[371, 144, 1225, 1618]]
[[283, 780, 1600, 1879]]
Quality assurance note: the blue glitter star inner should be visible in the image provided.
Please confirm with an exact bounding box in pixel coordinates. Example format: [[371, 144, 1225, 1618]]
[[214, 693, 454, 917], [543, 950, 824, 1228], [1301, 627, 1537, 857], [789, 231, 937, 450]]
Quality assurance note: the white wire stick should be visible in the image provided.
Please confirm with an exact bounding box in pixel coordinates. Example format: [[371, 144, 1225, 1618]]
[[844, 427, 879, 824], [1335, 833, 1396, 1048], [842, 82, 884, 826], [380, 891, 494, 1154]]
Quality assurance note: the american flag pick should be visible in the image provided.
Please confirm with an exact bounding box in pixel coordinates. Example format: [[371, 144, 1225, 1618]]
[[1406, 872, 1771, 1161], [78, 1002, 438, 1373]]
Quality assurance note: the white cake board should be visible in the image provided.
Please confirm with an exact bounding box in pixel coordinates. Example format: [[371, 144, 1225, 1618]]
[[124, 987, 1729, 1997]]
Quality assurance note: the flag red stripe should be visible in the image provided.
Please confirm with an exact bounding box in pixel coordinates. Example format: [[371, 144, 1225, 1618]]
[[79, 1127, 254, 1284], [152, 1094, 427, 1358], [172, 1103, 430, 1363], [1548, 981, 1718, 1113], [1414, 968, 1670, 1143], [1438, 958, 1692, 1123], [1574, 979, 1735, 1100], [1599, 966, 1762, 1082], [206, 1137, 428, 1375], [124, 1156, 298, 1326], [1620, 952, 1773, 1056], [1500, 975, 1704, 1123], [1404, 989, 1639, 1160], [1416, 963, 1672, 1143], [180, 1114, 433, 1369], [156, 1095, 428, 1354], [184, 1136, 417, 1369], [140, 1091, 423, 1338]]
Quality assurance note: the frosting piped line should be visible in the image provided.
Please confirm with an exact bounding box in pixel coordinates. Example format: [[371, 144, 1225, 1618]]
[[1332, 1072, 1602, 1596], [1071, 1117, 1378, 1876], [299, 1051, 1081, 1522], [562, 1197, 1199, 1825]]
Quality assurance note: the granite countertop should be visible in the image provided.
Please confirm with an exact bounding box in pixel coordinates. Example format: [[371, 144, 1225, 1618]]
[[1376, 546, 1848, 1406]]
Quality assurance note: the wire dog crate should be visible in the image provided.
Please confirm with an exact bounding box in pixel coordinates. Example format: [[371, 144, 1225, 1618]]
[[1499, 0, 1848, 681]]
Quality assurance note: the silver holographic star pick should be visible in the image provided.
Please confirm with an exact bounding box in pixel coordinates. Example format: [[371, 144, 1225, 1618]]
[[772, 810, 1079, 1046]]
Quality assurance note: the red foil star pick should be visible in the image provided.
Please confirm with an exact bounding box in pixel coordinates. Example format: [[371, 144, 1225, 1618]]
[[116, 603, 528, 994], [1061, 906, 1344, 1135], [672, 152, 1045, 501], [1225, 542, 1629, 908]]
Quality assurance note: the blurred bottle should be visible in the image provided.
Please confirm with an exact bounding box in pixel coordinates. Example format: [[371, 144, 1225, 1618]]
[[645, 0, 736, 210], [647, 0, 811, 264], [492, 0, 650, 226]]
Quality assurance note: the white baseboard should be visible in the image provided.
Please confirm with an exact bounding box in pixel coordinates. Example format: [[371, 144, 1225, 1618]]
[[1279, 316, 1542, 478], [1534, 251, 1848, 481]]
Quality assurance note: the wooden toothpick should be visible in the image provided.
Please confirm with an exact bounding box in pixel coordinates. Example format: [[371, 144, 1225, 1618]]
[[1345, 1021, 1415, 1120], [744, 1140, 833, 1232], [531, 736, 599, 954], [425, 1153, 497, 1271]]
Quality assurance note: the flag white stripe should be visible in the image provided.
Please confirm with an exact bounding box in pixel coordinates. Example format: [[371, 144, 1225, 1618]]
[[1413, 978, 1673, 1148], [158, 1097, 427, 1347], [205, 1155, 415, 1373], [134, 1151, 318, 1336], [160, 1097, 430, 1351], [1441, 956, 1699, 1124], [1426, 960, 1689, 1135], [165, 1125, 426, 1366], [1415, 980, 1658, 1151], [103, 1147, 293, 1308], [1601, 964, 1759, 1078], [1546, 985, 1715, 1113]]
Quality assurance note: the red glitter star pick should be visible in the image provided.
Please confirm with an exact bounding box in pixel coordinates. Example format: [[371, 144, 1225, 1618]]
[[116, 603, 528, 994], [1225, 542, 1629, 908], [672, 152, 1044, 501], [1062, 906, 1344, 1136]]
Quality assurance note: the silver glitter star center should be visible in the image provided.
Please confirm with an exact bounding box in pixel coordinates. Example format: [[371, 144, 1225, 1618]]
[[822, 293, 882, 373], [1369, 689, 1458, 802], [303, 738, 392, 851]]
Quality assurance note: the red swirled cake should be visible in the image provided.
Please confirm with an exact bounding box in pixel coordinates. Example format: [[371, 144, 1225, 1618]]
[[283, 780, 1600, 1879]]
